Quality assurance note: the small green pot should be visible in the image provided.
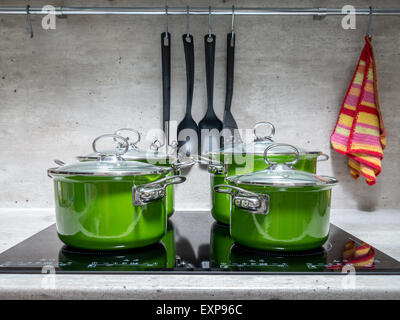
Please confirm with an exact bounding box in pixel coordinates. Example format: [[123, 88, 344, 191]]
[[207, 122, 328, 225], [214, 143, 338, 251]]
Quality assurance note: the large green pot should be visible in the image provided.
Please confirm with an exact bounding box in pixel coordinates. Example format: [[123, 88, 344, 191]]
[[49, 134, 186, 251], [78, 128, 193, 218], [214, 143, 338, 251], [207, 122, 328, 225]]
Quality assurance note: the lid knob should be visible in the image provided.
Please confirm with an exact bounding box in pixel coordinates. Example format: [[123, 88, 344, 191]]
[[253, 122, 275, 142], [92, 134, 129, 159], [114, 128, 141, 149], [264, 143, 299, 167]]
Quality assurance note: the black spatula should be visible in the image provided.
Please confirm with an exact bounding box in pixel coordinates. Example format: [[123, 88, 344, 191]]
[[161, 31, 171, 148], [199, 34, 222, 155], [222, 32, 242, 147], [177, 34, 199, 156]]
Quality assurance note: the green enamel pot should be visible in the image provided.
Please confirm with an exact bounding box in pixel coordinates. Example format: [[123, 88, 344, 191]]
[[49, 134, 186, 251], [77, 129, 194, 219], [214, 143, 338, 252], [207, 122, 329, 225]]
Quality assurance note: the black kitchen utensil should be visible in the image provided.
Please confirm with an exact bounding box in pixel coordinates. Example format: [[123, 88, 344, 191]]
[[177, 34, 199, 156], [199, 34, 223, 155], [222, 32, 242, 147], [161, 31, 171, 147]]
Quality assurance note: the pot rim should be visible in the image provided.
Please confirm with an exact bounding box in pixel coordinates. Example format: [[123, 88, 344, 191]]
[[47, 166, 172, 177], [226, 175, 338, 188]]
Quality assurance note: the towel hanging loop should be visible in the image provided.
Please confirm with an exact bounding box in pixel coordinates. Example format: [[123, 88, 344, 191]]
[[366, 6, 373, 38], [26, 5, 33, 38]]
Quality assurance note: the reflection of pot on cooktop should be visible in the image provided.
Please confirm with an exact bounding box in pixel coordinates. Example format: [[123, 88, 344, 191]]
[[58, 242, 167, 271], [228, 243, 329, 272], [210, 222, 235, 269], [161, 220, 176, 269]]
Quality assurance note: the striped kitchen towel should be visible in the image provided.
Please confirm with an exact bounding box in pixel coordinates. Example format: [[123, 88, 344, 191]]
[[331, 36, 386, 185]]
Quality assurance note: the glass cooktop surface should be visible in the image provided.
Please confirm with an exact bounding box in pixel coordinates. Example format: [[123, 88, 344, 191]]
[[0, 211, 399, 274]]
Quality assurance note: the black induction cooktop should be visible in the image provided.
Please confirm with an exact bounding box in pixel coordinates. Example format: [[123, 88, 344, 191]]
[[0, 211, 399, 275]]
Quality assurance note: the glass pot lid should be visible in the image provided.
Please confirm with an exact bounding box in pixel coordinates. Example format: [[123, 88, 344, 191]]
[[48, 134, 172, 177], [227, 144, 338, 187], [77, 128, 175, 162], [212, 122, 323, 156]]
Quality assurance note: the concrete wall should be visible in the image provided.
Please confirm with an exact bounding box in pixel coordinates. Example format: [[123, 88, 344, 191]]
[[0, 0, 399, 211]]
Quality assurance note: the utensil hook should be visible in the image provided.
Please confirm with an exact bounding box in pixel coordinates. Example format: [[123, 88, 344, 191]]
[[186, 5, 190, 39], [231, 6, 235, 38], [208, 6, 212, 38], [26, 5, 33, 38], [165, 5, 169, 39], [366, 6, 373, 38]]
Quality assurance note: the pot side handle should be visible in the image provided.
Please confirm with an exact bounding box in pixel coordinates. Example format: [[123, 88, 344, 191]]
[[214, 184, 270, 215], [132, 175, 186, 206]]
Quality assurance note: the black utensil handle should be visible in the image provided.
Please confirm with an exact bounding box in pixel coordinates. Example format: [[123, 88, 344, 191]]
[[204, 34, 216, 115], [161, 32, 171, 126], [183, 34, 194, 115], [225, 32, 235, 112]]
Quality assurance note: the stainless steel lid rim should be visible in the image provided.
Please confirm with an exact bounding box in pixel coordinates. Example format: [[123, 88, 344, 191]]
[[227, 177, 338, 188], [48, 166, 172, 177]]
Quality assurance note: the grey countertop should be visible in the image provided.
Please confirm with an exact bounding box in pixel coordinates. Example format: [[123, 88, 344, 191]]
[[0, 208, 399, 300]]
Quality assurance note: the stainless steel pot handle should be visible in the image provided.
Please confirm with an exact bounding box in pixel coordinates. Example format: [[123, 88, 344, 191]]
[[92, 134, 129, 157], [194, 155, 226, 175], [214, 184, 270, 215], [264, 143, 299, 166], [318, 153, 329, 162], [172, 159, 195, 175], [132, 175, 186, 206], [253, 121, 275, 142], [114, 128, 141, 148]]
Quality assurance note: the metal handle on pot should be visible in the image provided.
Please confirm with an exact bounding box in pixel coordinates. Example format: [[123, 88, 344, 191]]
[[92, 134, 129, 158], [318, 153, 329, 162], [132, 175, 186, 206], [194, 155, 226, 175], [264, 143, 299, 166], [253, 122, 275, 142], [114, 128, 141, 148], [214, 184, 269, 215]]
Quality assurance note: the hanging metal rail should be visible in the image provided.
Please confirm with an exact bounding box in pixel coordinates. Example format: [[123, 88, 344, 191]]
[[0, 7, 400, 16]]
